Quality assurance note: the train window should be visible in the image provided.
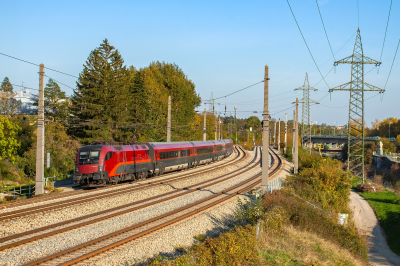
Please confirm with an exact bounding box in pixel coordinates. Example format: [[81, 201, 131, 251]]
[[79, 151, 100, 165], [216, 146, 222, 151], [105, 152, 113, 161], [197, 147, 212, 154]]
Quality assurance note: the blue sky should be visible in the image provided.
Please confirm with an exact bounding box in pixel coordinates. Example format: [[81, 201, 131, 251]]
[[0, 0, 398, 126]]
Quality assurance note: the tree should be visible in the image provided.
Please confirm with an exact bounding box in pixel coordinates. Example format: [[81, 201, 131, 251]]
[[1, 77, 13, 92], [246, 116, 261, 130], [0, 115, 20, 164], [34, 79, 68, 121], [0, 77, 20, 118], [70, 39, 131, 143]]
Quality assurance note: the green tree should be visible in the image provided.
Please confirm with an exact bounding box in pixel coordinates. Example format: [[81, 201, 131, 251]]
[[246, 116, 261, 129], [1, 77, 13, 92], [0, 77, 20, 118], [34, 79, 68, 121], [0, 115, 20, 163], [129, 62, 201, 142], [70, 39, 131, 144]]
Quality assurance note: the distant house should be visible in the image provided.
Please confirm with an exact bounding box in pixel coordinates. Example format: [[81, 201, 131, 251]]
[[14, 89, 38, 114]]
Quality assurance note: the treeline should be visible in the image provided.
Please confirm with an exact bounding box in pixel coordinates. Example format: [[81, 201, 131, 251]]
[[0, 39, 202, 182]]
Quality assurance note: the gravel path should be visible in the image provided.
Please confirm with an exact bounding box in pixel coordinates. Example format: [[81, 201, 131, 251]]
[[0, 149, 256, 265], [350, 191, 400, 266]]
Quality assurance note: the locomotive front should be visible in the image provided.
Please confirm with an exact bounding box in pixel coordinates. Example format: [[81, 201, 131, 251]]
[[73, 145, 109, 187]]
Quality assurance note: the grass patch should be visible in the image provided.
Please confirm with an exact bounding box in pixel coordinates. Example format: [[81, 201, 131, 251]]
[[358, 190, 400, 256]]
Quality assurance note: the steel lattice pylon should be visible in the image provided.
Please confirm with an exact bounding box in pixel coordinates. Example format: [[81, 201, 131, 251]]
[[329, 28, 384, 182], [295, 73, 318, 154]]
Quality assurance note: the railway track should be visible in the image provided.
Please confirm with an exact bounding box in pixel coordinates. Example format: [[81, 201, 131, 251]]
[[0, 146, 243, 211], [20, 147, 283, 266], [0, 146, 255, 253], [0, 147, 247, 222]]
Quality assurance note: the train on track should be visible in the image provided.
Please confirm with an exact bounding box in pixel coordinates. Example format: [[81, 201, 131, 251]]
[[74, 139, 234, 187]]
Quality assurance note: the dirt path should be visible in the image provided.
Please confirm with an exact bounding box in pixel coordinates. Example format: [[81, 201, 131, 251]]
[[349, 191, 400, 266]]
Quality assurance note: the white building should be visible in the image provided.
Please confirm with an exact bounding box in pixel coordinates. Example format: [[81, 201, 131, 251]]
[[14, 89, 37, 114]]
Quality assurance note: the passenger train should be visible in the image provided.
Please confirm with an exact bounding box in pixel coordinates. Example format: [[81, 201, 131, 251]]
[[73, 139, 234, 187]]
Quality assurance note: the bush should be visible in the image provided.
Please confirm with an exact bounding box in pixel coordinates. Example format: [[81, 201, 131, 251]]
[[356, 183, 384, 193]]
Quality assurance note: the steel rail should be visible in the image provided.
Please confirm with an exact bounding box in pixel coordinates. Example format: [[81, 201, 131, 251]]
[[0, 147, 256, 250], [0, 147, 246, 221], [24, 147, 282, 266], [0, 146, 242, 210]]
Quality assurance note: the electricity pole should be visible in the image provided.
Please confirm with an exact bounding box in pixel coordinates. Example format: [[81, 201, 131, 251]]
[[295, 73, 318, 152], [35, 64, 45, 195], [329, 28, 384, 183], [294, 98, 299, 174], [261, 65, 270, 194], [234, 106, 237, 144], [167, 95, 171, 142], [284, 113, 287, 154], [273, 121, 276, 148], [277, 118, 281, 152], [203, 108, 207, 141]]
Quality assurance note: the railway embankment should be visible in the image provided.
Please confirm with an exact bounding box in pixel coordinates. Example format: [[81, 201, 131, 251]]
[[148, 149, 371, 266]]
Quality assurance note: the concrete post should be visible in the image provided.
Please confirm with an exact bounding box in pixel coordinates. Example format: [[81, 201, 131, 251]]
[[277, 118, 281, 152], [284, 113, 287, 154], [294, 98, 299, 174], [203, 108, 206, 141], [293, 110, 296, 164], [35, 64, 45, 195], [215, 112, 217, 140], [274, 121, 277, 147], [167, 95, 171, 142], [261, 65, 270, 194]]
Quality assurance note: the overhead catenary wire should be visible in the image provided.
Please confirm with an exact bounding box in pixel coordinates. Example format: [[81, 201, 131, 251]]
[[213, 80, 264, 100], [286, 0, 330, 90], [383, 39, 400, 90], [44, 75, 75, 91], [315, 0, 335, 62], [0, 52, 79, 78], [378, 0, 393, 73]]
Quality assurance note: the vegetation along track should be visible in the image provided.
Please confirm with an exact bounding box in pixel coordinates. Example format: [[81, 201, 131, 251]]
[[21, 147, 282, 265], [0, 146, 243, 211], [0, 147, 246, 221], [0, 146, 254, 252]]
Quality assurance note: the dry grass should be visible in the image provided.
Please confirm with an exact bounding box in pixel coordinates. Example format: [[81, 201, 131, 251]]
[[258, 225, 369, 266]]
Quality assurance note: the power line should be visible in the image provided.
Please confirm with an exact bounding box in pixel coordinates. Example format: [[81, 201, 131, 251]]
[[10, 83, 38, 91], [378, 0, 393, 73], [213, 80, 264, 100], [315, 0, 335, 62], [383, 39, 400, 90], [286, 0, 330, 90], [44, 75, 75, 91], [0, 52, 78, 78]]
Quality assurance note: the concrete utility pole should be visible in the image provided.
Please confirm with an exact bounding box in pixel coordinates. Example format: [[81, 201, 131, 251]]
[[284, 113, 287, 155], [214, 113, 217, 140], [293, 110, 296, 162], [261, 65, 270, 194], [294, 98, 299, 174], [274, 121, 277, 148], [167, 95, 171, 142], [234, 106, 237, 144], [277, 118, 281, 152], [35, 64, 45, 195], [203, 108, 206, 141]]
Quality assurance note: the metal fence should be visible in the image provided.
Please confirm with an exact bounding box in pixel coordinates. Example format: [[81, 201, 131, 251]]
[[1, 174, 73, 199], [268, 178, 282, 193], [1, 183, 36, 198]]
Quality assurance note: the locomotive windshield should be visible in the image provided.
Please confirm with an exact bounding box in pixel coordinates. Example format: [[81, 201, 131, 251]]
[[79, 151, 100, 165]]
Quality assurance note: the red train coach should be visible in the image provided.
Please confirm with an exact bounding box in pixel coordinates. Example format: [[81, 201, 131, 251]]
[[74, 139, 234, 187]]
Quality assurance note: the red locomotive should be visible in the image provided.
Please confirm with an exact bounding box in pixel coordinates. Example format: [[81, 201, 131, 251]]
[[74, 139, 233, 187]]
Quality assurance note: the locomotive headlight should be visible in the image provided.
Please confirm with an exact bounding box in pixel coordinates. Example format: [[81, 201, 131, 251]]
[[98, 166, 103, 172], [75, 167, 79, 172]]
